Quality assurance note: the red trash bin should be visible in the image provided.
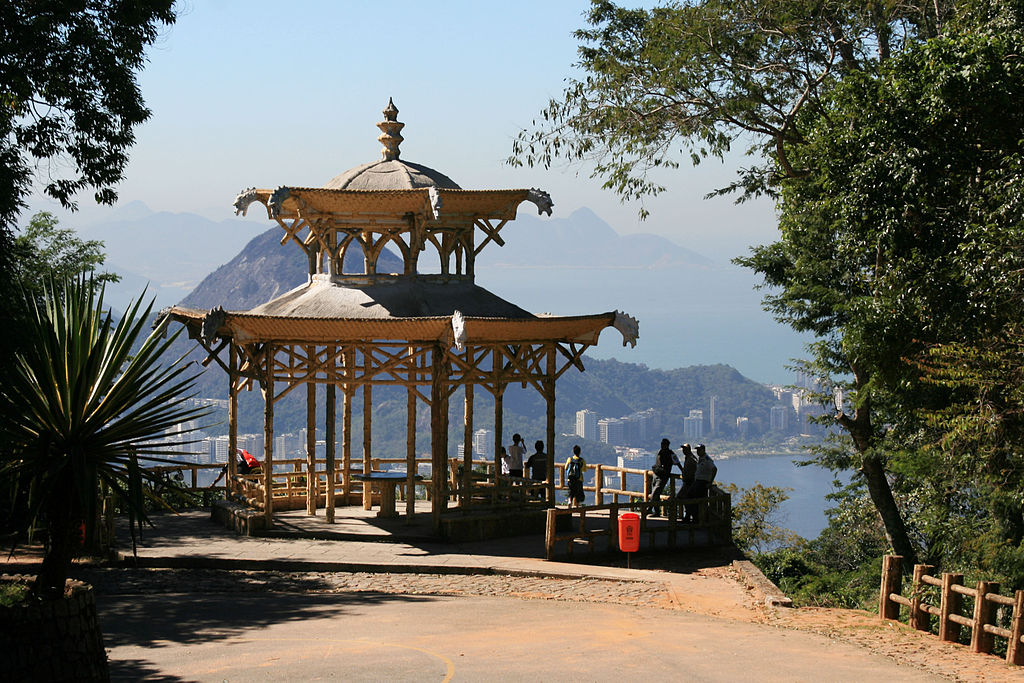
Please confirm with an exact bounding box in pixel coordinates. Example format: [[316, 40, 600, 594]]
[[618, 512, 640, 553]]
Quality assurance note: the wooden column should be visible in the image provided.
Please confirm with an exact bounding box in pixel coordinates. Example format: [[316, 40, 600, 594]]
[[227, 345, 238, 498], [462, 383, 474, 508], [879, 555, 903, 621], [939, 572, 964, 642], [545, 346, 556, 505], [325, 380, 336, 524], [406, 380, 416, 521], [910, 564, 934, 631], [971, 580, 1000, 654], [362, 381, 373, 510], [343, 386, 353, 501], [431, 345, 445, 531], [305, 377, 317, 516], [493, 383, 504, 480], [262, 344, 275, 527]]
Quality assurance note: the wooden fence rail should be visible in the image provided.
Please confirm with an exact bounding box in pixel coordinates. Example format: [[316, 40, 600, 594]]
[[879, 554, 1024, 665], [544, 487, 732, 560]]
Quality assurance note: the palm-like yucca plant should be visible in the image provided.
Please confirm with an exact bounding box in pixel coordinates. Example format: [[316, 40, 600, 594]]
[[0, 277, 208, 598]]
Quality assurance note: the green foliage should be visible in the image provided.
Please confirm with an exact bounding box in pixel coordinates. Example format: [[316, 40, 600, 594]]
[[725, 482, 803, 555], [12, 212, 119, 296], [0, 277, 208, 597], [0, 582, 29, 608]]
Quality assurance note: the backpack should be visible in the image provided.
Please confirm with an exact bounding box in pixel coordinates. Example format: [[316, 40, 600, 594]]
[[566, 456, 583, 480]]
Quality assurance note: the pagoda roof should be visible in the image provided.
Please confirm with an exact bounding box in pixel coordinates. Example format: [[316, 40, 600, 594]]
[[163, 275, 638, 347]]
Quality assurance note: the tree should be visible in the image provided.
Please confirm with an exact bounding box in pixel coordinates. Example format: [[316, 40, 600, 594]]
[[12, 211, 119, 295], [736, 31, 1024, 564], [0, 278, 206, 597], [0, 1, 176, 295], [511, 0, 958, 211], [511, 1, 1024, 564]]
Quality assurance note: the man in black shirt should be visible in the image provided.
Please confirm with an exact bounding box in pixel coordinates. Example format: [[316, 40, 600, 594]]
[[646, 438, 677, 516]]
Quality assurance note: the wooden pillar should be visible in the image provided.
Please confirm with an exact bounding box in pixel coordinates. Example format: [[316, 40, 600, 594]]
[[493, 382, 504, 480], [227, 345, 238, 498], [305, 377, 317, 516], [909, 564, 934, 631], [262, 345, 275, 527], [939, 572, 963, 642], [1008, 590, 1024, 665], [362, 381, 373, 510], [431, 344, 446, 531], [325, 380, 336, 524], [462, 382, 474, 508], [406, 381, 416, 521], [971, 580, 999, 654], [879, 555, 903, 621], [342, 350, 354, 501], [545, 346, 556, 506]]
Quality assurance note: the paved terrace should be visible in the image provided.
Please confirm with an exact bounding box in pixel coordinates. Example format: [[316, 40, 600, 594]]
[[5, 507, 1020, 680]]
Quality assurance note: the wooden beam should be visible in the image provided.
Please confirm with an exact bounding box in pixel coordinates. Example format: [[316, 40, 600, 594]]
[[494, 383, 504, 480], [431, 345, 445, 532], [406, 383, 416, 521], [363, 381, 373, 510], [263, 344, 275, 527], [228, 345, 238, 498], [545, 345, 556, 506], [462, 383, 474, 508], [325, 379, 336, 523], [306, 374, 317, 516]]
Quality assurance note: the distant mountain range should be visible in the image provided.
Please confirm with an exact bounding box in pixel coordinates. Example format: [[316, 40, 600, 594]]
[[82, 202, 713, 312], [479, 207, 713, 269]]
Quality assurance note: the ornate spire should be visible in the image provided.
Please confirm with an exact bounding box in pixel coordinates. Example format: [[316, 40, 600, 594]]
[[377, 97, 404, 161]]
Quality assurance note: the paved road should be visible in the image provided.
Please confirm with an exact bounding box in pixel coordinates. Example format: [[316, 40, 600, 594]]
[[93, 573, 944, 682]]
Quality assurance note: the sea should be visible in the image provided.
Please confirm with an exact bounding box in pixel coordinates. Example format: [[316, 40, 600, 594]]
[[715, 453, 846, 540]]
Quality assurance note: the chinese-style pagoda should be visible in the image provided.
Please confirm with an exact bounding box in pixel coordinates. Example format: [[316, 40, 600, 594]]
[[163, 100, 638, 531]]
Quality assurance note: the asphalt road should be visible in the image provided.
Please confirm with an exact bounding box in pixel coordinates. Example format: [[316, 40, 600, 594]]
[[99, 591, 944, 682]]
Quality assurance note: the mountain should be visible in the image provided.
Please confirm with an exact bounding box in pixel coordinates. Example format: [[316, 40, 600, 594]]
[[180, 227, 403, 311], [476, 207, 713, 269]]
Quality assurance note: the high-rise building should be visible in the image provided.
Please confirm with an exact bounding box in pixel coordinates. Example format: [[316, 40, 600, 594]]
[[709, 396, 718, 435], [770, 405, 789, 432], [213, 435, 230, 463], [599, 417, 625, 446], [736, 416, 749, 438], [473, 428, 493, 458], [575, 409, 598, 440], [683, 414, 703, 441]]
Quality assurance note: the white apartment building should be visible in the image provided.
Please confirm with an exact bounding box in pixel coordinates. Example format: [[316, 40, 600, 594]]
[[575, 409, 598, 440]]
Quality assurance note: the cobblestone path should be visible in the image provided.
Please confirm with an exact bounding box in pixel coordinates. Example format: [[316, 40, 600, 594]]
[[75, 567, 673, 608]]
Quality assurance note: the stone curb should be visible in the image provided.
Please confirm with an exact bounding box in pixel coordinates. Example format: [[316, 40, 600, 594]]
[[732, 559, 793, 607]]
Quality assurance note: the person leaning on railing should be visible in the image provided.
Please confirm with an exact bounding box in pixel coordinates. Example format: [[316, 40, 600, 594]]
[[679, 444, 716, 523]]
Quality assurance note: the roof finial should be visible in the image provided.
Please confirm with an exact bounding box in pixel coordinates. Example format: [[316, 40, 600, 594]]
[[377, 97, 404, 161]]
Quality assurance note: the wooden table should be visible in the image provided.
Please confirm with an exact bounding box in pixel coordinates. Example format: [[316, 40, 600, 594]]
[[352, 471, 422, 518]]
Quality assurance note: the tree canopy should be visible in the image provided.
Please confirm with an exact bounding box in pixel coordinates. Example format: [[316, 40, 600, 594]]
[[0, 0, 175, 284], [513, 0, 1024, 572]]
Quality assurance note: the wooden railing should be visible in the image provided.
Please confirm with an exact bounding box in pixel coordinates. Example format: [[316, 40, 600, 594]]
[[544, 486, 732, 560], [880, 555, 1024, 665]]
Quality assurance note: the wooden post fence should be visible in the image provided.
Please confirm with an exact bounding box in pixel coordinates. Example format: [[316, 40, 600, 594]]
[[879, 555, 1024, 666]]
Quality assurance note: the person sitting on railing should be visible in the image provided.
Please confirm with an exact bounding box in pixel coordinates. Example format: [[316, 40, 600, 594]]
[[237, 448, 261, 475], [646, 438, 678, 517], [680, 444, 717, 523], [526, 440, 548, 499]]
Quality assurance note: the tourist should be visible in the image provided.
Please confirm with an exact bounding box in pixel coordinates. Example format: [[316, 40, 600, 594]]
[[646, 438, 677, 516], [506, 433, 526, 479], [564, 445, 586, 507], [526, 440, 548, 498], [681, 443, 717, 522]]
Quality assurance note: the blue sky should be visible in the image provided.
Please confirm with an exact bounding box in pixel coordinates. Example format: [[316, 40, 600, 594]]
[[30, 0, 776, 263], [24, 1, 805, 383]]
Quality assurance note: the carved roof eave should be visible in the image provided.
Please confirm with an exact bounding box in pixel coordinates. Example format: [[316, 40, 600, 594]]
[[162, 306, 638, 350], [232, 186, 553, 222]]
